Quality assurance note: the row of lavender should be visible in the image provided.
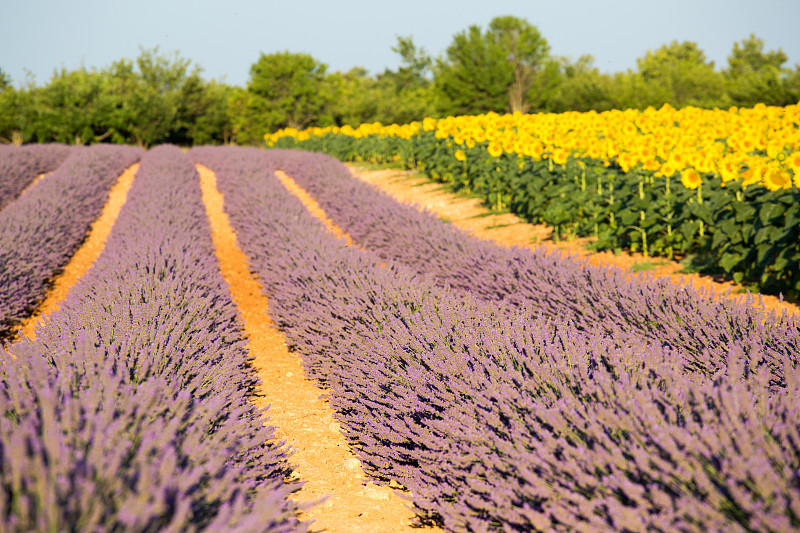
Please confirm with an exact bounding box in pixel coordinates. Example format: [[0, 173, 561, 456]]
[[1, 146, 303, 531], [271, 149, 800, 386], [0, 145, 142, 339], [0, 144, 73, 211], [191, 146, 800, 532]]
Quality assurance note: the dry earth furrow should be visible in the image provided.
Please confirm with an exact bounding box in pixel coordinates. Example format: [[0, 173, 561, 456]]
[[275, 169, 357, 248], [346, 164, 800, 318], [198, 164, 435, 533]]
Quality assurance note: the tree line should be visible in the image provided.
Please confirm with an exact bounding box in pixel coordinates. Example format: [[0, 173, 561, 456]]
[[1, 16, 798, 147]]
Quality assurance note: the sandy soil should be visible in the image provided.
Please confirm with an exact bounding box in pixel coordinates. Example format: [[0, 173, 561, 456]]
[[198, 164, 438, 533], [275, 170, 356, 248], [346, 164, 800, 319]]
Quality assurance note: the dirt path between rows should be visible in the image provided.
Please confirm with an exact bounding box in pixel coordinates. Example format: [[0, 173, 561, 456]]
[[198, 164, 437, 533], [17, 163, 140, 341], [275, 170, 356, 247], [346, 164, 800, 318]]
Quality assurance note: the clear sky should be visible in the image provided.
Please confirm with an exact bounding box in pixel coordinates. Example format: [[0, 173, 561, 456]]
[[2, 0, 799, 88]]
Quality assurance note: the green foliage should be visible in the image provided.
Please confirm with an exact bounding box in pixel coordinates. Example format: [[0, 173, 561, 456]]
[[187, 80, 235, 145], [434, 25, 512, 115], [370, 36, 438, 124], [704, 181, 800, 295], [10, 68, 115, 144], [106, 49, 199, 147], [430, 22, 798, 117], [322, 68, 380, 127], [322, 38, 438, 129], [726, 34, 787, 78], [634, 41, 729, 109], [0, 68, 10, 92], [724, 34, 800, 107], [434, 16, 550, 116], [534, 55, 618, 113], [245, 51, 332, 136], [0, 87, 22, 144], [0, 47, 232, 147], [383, 35, 433, 90]]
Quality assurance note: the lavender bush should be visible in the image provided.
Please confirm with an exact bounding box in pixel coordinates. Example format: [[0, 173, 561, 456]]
[[267, 149, 800, 386], [192, 145, 800, 532], [0, 144, 142, 339], [1, 146, 303, 532], [0, 143, 72, 211]]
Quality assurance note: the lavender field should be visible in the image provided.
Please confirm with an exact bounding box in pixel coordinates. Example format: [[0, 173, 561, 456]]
[[2, 145, 799, 532]]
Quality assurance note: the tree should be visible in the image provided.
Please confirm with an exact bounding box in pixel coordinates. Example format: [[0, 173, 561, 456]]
[[246, 51, 331, 135], [542, 55, 617, 112], [490, 16, 550, 113], [25, 67, 114, 144], [97, 47, 227, 147], [726, 34, 787, 78], [323, 68, 381, 127], [0, 68, 10, 92], [523, 57, 568, 112], [380, 36, 432, 91], [108, 47, 207, 147], [724, 34, 798, 107], [0, 80, 21, 143], [2, 47, 230, 146], [434, 16, 550, 116], [635, 41, 727, 108], [370, 36, 437, 124], [186, 79, 234, 145]]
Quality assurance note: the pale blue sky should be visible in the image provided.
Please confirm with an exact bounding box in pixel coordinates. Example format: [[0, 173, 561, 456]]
[[2, 0, 798, 88]]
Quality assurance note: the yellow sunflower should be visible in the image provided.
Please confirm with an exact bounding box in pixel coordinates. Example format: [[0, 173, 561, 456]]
[[551, 148, 569, 166], [454, 149, 466, 162], [788, 152, 800, 173], [681, 168, 703, 190], [762, 167, 792, 191], [487, 141, 503, 158]]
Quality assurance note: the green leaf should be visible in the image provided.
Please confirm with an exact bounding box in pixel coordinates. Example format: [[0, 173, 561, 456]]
[[756, 243, 774, 266], [716, 218, 739, 238], [731, 202, 757, 223], [783, 204, 800, 227], [619, 210, 638, 226], [719, 252, 740, 273], [754, 226, 777, 245], [759, 202, 785, 225], [681, 221, 699, 240]]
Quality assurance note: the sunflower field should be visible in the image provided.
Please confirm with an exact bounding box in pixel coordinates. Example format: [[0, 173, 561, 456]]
[[267, 103, 800, 298]]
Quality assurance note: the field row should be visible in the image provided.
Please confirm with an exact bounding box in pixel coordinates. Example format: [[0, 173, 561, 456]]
[[2, 145, 800, 531], [269, 104, 800, 298], [1, 146, 302, 532], [245, 148, 800, 531]]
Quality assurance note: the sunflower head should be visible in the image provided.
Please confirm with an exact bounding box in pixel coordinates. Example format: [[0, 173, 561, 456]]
[[681, 168, 703, 190], [762, 167, 791, 191], [487, 141, 503, 158], [788, 152, 800, 172]]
